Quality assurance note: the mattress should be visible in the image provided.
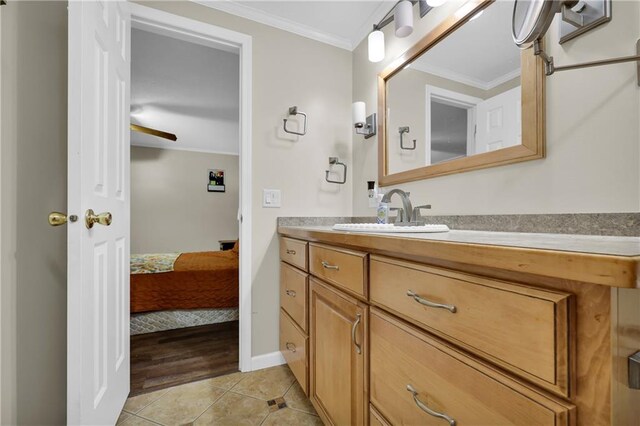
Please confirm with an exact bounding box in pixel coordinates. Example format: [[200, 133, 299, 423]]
[[130, 250, 239, 313], [130, 308, 239, 335]]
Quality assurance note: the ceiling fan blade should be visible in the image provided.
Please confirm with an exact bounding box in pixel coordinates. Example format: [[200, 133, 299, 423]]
[[130, 124, 177, 142]]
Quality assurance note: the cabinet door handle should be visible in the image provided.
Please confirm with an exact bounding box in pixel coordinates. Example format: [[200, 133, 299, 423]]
[[285, 342, 296, 353], [286, 249, 296, 255], [406, 384, 456, 426], [285, 289, 296, 297], [407, 290, 456, 313], [321, 261, 339, 271], [351, 313, 362, 354]]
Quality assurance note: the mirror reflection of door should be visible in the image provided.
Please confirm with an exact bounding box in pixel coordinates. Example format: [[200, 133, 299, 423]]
[[426, 86, 481, 165]]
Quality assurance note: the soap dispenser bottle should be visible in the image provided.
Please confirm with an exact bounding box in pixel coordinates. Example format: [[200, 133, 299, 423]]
[[367, 181, 378, 208], [376, 194, 389, 224]]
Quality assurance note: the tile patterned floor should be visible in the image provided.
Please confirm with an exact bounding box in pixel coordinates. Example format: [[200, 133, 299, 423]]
[[118, 365, 322, 426]]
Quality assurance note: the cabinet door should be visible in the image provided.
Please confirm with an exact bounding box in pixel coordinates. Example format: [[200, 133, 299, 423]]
[[309, 278, 367, 426]]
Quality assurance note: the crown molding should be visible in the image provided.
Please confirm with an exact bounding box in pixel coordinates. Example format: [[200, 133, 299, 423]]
[[412, 61, 521, 91], [194, 0, 354, 50]]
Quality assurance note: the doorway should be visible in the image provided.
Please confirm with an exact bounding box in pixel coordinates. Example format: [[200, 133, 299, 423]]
[[425, 85, 482, 165], [128, 3, 253, 390]]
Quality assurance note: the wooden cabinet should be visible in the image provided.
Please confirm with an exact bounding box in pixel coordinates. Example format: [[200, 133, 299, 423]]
[[280, 262, 308, 332], [280, 309, 308, 393], [278, 237, 310, 396], [370, 255, 573, 397], [370, 308, 575, 425], [309, 278, 368, 426], [280, 237, 308, 270], [309, 243, 368, 299], [278, 227, 638, 425]]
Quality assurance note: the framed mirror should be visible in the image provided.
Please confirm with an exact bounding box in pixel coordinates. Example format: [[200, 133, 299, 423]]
[[378, 0, 545, 186]]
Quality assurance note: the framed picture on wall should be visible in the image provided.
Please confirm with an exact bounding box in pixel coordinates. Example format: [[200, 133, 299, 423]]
[[207, 169, 226, 192]]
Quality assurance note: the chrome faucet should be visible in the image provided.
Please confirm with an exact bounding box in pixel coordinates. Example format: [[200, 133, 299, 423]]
[[381, 189, 414, 226], [381, 189, 431, 226]]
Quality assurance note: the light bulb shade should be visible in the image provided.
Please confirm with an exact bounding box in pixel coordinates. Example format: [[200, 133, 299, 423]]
[[427, 0, 449, 7], [394, 0, 414, 38], [368, 30, 385, 63], [352, 102, 366, 126]]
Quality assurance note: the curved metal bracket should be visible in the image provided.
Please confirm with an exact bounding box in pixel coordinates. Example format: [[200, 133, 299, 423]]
[[399, 126, 416, 150], [283, 106, 308, 136], [325, 157, 347, 184]]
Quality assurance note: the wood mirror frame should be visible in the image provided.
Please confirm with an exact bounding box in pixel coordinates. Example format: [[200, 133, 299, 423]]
[[378, 0, 545, 186]]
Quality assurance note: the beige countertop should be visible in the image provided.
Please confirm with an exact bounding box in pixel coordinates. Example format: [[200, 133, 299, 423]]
[[279, 225, 640, 257], [278, 225, 640, 288]]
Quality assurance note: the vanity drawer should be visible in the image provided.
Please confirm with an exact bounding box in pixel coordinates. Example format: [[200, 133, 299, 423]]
[[309, 243, 367, 298], [280, 237, 308, 271], [280, 262, 308, 332], [370, 405, 391, 426], [370, 255, 573, 397], [280, 308, 308, 395], [370, 309, 574, 426]]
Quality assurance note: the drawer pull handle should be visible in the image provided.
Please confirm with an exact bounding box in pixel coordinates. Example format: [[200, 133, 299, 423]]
[[321, 261, 340, 271], [351, 313, 362, 354], [285, 289, 297, 297], [285, 342, 296, 353], [286, 249, 297, 255], [407, 290, 457, 313], [406, 384, 456, 426]]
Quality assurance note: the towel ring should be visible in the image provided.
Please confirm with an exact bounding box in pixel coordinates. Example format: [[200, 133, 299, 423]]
[[325, 157, 347, 184], [399, 126, 416, 150], [283, 106, 308, 136]]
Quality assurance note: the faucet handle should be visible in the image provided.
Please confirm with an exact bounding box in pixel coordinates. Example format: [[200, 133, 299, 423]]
[[389, 207, 405, 223], [412, 204, 431, 222]]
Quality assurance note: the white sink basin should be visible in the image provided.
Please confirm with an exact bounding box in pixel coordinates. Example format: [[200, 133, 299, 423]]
[[332, 223, 449, 233]]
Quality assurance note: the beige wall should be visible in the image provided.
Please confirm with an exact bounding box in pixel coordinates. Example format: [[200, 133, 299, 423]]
[[135, 2, 353, 356], [353, 0, 640, 215], [0, 2, 68, 424], [131, 147, 239, 253]]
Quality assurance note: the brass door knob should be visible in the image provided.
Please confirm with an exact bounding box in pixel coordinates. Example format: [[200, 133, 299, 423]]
[[48, 212, 78, 227], [85, 209, 112, 229]]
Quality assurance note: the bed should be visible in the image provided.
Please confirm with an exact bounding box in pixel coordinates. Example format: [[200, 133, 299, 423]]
[[130, 243, 239, 315]]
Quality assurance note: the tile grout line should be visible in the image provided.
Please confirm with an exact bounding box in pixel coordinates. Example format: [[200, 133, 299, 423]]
[[124, 388, 170, 415], [190, 386, 230, 424]]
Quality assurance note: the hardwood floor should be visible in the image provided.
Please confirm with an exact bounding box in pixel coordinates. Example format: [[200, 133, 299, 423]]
[[130, 321, 239, 396]]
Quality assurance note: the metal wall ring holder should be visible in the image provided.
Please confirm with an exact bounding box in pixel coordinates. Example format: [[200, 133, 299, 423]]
[[325, 157, 347, 184], [399, 126, 416, 150], [283, 106, 308, 136]]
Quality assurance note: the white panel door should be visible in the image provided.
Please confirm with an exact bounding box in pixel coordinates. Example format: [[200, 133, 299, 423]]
[[68, 1, 131, 424], [475, 86, 521, 153]]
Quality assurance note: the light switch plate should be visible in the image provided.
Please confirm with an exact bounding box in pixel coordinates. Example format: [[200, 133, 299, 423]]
[[262, 189, 281, 208]]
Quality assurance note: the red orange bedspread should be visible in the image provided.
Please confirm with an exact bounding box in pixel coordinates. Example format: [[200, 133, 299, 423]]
[[130, 250, 239, 313]]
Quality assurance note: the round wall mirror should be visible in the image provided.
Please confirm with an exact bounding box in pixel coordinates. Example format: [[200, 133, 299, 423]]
[[512, 0, 571, 48]]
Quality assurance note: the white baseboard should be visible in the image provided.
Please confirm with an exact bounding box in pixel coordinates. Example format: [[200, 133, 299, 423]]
[[251, 351, 285, 371]]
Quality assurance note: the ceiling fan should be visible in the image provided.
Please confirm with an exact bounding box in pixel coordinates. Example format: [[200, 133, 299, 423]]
[[130, 123, 177, 142]]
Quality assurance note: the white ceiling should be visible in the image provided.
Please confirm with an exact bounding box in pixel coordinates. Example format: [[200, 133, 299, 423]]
[[407, 1, 521, 90], [196, 0, 392, 50], [131, 28, 240, 154]]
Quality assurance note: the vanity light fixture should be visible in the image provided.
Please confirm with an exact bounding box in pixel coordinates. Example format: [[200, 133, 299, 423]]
[[368, 28, 385, 63], [395, 0, 414, 38], [352, 101, 377, 139], [367, 0, 441, 63]]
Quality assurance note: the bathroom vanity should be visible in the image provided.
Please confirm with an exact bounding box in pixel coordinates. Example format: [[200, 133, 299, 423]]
[[277, 225, 640, 425]]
